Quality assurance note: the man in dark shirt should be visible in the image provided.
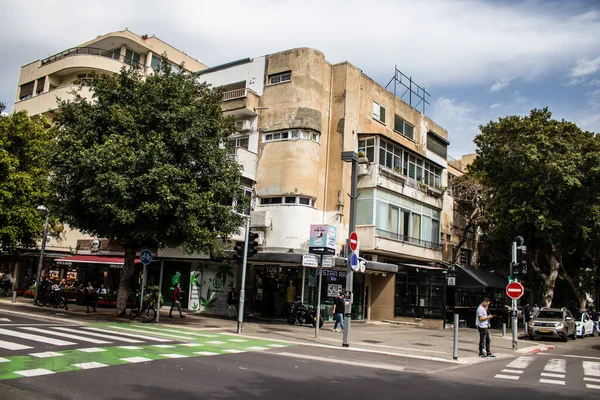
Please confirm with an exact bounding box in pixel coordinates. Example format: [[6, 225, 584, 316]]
[[590, 307, 598, 335], [332, 293, 345, 332], [169, 283, 185, 319]]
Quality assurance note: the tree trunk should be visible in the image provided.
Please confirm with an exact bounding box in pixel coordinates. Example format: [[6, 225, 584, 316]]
[[541, 248, 561, 308], [559, 264, 587, 312], [114, 247, 137, 317]]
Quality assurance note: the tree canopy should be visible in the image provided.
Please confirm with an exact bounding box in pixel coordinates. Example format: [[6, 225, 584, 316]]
[[49, 62, 247, 314], [0, 104, 52, 253], [471, 108, 597, 307]]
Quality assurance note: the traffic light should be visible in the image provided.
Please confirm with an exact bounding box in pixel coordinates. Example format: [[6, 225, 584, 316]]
[[247, 232, 259, 258], [513, 244, 527, 278], [233, 242, 244, 263]]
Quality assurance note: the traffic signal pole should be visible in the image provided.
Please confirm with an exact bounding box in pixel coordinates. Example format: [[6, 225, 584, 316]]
[[342, 151, 358, 348], [511, 238, 520, 349], [237, 216, 251, 334]]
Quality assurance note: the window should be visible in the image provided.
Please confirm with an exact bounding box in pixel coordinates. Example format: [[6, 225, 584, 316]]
[[269, 71, 291, 85], [379, 139, 404, 171], [36, 77, 46, 95], [358, 137, 376, 162], [372, 102, 386, 124], [229, 136, 249, 150], [259, 196, 315, 207], [447, 173, 455, 197], [394, 115, 414, 140], [19, 81, 34, 100], [423, 162, 441, 188], [264, 129, 319, 143], [125, 49, 144, 69], [427, 131, 449, 159], [459, 248, 472, 267], [77, 73, 94, 84]]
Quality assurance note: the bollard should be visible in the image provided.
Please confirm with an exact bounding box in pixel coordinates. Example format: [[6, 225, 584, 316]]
[[12, 290, 17, 303], [453, 313, 459, 360], [502, 322, 506, 337]]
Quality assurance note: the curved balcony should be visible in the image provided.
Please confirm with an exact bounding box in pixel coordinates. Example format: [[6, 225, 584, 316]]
[[14, 85, 93, 116], [42, 47, 146, 71]]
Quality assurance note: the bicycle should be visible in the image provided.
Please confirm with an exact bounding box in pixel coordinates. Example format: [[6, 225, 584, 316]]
[[129, 293, 157, 323]]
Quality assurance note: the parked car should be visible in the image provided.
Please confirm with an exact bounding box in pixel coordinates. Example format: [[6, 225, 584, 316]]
[[575, 312, 595, 338], [527, 307, 577, 342]]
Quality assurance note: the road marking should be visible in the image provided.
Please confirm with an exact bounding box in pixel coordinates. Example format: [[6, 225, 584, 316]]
[[586, 384, 600, 390], [140, 326, 217, 337], [118, 346, 143, 350], [54, 327, 142, 343], [72, 362, 108, 369], [267, 344, 287, 348], [0, 328, 75, 346], [543, 358, 566, 373], [494, 374, 520, 380], [539, 353, 600, 360], [30, 351, 63, 358], [120, 357, 152, 363], [77, 348, 106, 353], [584, 361, 600, 377], [0, 357, 9, 363], [228, 339, 247, 343], [541, 372, 565, 378], [194, 351, 219, 356], [21, 327, 110, 344], [0, 318, 11, 322], [14, 368, 55, 377], [539, 379, 565, 385], [160, 354, 189, 358], [151, 344, 176, 348], [102, 325, 196, 340], [585, 377, 600, 383], [81, 327, 171, 342], [223, 349, 246, 353], [0, 339, 33, 351], [500, 369, 523, 374], [506, 356, 535, 369], [247, 346, 268, 351], [179, 343, 204, 347], [275, 352, 406, 372], [206, 341, 225, 345]]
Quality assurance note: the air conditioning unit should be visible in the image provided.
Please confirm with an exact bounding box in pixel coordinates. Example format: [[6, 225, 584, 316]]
[[236, 120, 252, 132], [250, 211, 271, 228]]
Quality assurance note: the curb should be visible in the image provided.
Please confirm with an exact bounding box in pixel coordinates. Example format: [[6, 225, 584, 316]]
[[528, 345, 556, 354]]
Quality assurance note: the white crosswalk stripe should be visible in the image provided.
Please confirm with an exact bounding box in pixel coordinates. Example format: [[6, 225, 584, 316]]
[[21, 327, 110, 344], [583, 361, 600, 389], [0, 327, 76, 346]]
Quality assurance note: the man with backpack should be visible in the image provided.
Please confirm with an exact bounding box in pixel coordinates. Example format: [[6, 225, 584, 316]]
[[169, 283, 185, 319]]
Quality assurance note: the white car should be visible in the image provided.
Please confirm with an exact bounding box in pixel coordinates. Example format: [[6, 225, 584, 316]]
[[575, 312, 595, 338]]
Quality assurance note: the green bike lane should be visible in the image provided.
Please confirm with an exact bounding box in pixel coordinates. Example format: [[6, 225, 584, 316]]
[[0, 323, 292, 381]]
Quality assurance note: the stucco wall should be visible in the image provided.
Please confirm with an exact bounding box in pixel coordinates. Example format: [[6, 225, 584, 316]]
[[369, 273, 395, 320]]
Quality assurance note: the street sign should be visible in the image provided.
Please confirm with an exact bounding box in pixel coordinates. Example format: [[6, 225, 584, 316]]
[[302, 254, 319, 267], [349, 231, 358, 251], [322, 255, 333, 268], [506, 281, 524, 299], [350, 253, 359, 271], [447, 276, 456, 286], [140, 249, 152, 265]]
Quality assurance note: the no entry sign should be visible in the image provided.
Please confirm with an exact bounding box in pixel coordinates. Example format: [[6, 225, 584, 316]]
[[349, 232, 358, 252], [506, 281, 524, 300]]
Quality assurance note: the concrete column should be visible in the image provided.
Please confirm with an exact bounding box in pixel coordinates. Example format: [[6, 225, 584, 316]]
[[120, 44, 127, 63]]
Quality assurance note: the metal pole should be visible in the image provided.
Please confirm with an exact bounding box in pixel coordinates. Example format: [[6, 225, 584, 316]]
[[315, 264, 323, 338], [502, 322, 506, 336], [237, 216, 251, 334], [522, 312, 527, 336], [140, 264, 147, 310], [34, 214, 49, 302], [342, 157, 358, 348], [301, 267, 306, 305], [512, 298, 518, 349], [453, 313, 459, 360], [156, 260, 164, 323]]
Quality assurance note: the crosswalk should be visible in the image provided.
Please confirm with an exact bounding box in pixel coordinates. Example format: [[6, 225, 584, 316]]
[[0, 323, 291, 381], [494, 355, 600, 390]]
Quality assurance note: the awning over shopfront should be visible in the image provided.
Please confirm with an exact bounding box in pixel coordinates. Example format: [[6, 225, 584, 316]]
[[398, 262, 446, 272], [55, 255, 141, 267], [454, 265, 506, 289]]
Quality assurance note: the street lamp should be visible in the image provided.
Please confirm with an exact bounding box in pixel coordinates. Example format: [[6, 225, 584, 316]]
[[341, 151, 358, 348], [34, 205, 50, 302]]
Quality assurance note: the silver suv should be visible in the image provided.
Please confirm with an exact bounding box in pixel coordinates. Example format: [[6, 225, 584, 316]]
[[528, 307, 577, 342]]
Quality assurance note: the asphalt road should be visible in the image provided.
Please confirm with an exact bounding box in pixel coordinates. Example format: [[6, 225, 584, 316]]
[[1, 311, 599, 399]]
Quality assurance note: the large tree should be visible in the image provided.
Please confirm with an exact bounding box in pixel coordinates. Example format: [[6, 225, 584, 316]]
[[0, 103, 53, 253], [49, 62, 246, 315], [471, 108, 596, 307]]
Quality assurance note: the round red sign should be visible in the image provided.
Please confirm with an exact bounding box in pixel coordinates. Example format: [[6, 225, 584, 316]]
[[349, 231, 358, 251], [506, 281, 524, 300]]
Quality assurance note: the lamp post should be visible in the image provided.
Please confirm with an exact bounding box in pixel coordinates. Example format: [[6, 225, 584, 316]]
[[34, 205, 50, 302], [341, 151, 358, 347]]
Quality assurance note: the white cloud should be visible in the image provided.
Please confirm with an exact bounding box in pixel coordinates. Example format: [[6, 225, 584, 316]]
[[588, 88, 600, 109], [569, 56, 600, 78], [431, 97, 481, 158], [490, 78, 512, 92], [489, 103, 503, 109]]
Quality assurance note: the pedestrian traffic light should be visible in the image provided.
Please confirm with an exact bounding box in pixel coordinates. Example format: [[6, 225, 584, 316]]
[[233, 243, 244, 263], [512, 245, 527, 278], [247, 232, 259, 258]]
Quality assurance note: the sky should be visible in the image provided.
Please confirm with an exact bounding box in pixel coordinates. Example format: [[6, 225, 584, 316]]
[[1, 0, 599, 159]]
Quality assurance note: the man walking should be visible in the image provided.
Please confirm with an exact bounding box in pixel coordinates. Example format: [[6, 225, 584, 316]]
[[169, 283, 185, 319], [332, 292, 345, 332], [476, 297, 494, 358]]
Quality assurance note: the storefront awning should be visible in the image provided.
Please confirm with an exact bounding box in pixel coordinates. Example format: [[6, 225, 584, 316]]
[[454, 265, 507, 289], [55, 255, 142, 266], [398, 263, 446, 271]]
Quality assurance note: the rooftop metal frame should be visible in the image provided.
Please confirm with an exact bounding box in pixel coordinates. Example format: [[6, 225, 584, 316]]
[[385, 65, 431, 115]]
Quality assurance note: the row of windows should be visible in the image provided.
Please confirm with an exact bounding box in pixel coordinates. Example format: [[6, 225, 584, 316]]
[[259, 196, 315, 207], [359, 137, 442, 188], [264, 129, 320, 143], [372, 102, 415, 141]]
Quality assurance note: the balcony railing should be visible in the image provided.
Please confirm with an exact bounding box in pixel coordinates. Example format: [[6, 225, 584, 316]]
[[40, 47, 146, 71], [376, 229, 442, 250], [222, 88, 260, 101]]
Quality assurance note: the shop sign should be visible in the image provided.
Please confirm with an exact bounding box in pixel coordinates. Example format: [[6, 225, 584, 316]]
[[302, 254, 319, 267], [109, 264, 123, 269], [321, 255, 333, 268], [309, 224, 337, 255], [327, 284, 342, 297]]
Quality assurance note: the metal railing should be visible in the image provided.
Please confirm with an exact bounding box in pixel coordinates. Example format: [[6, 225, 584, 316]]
[[41, 47, 146, 71], [375, 229, 442, 250]]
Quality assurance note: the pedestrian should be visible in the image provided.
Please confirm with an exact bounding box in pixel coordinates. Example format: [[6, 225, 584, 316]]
[[589, 307, 599, 336], [85, 282, 96, 313], [531, 303, 540, 317], [332, 292, 345, 332], [169, 283, 185, 318], [227, 287, 238, 319], [523, 304, 531, 323], [476, 297, 495, 358]]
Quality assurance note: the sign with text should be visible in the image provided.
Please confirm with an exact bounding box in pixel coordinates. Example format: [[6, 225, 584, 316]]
[[302, 254, 319, 267], [327, 284, 342, 297], [309, 224, 337, 255]]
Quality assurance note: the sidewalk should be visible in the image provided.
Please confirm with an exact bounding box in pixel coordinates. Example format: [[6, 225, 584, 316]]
[[0, 296, 554, 365]]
